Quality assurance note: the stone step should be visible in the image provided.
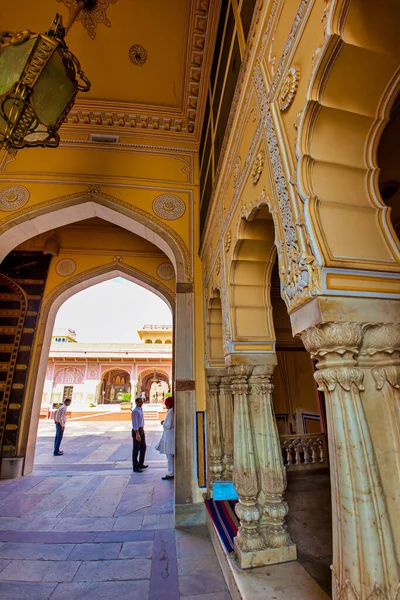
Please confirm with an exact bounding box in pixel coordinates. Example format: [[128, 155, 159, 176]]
[[144, 411, 159, 420]]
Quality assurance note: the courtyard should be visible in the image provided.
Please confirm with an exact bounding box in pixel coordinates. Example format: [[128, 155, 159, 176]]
[[0, 420, 230, 600]]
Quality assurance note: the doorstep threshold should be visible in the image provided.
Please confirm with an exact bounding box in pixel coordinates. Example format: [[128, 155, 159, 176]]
[[206, 512, 330, 600]]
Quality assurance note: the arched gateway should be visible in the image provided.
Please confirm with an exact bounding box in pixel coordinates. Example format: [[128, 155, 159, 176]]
[[1, 0, 400, 597]]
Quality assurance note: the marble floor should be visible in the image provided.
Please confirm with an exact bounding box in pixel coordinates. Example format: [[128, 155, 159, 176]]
[[286, 470, 333, 597], [0, 419, 231, 600]]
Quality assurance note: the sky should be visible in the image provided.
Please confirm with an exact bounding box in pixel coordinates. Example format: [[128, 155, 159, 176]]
[[54, 278, 172, 343]]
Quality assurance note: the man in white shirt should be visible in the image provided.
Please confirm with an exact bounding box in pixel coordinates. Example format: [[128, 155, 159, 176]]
[[53, 398, 71, 456], [131, 397, 148, 473]]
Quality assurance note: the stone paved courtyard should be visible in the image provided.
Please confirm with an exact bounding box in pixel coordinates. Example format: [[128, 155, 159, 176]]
[[0, 419, 231, 600]]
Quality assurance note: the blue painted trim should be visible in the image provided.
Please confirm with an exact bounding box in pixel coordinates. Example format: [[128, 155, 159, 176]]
[[196, 411, 207, 488], [212, 481, 238, 501]]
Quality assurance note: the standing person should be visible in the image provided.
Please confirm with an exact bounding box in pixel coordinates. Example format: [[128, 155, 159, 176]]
[[53, 398, 71, 456], [132, 397, 148, 473], [155, 396, 174, 480]]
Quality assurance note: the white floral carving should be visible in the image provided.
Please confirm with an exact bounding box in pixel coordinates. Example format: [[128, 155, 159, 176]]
[[251, 152, 264, 184], [157, 262, 175, 281], [232, 156, 241, 187], [279, 65, 300, 111], [253, 64, 321, 310], [0, 185, 30, 211], [152, 194, 186, 220], [55, 259, 76, 277]]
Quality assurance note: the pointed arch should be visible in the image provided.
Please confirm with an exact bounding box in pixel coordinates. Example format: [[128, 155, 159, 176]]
[[20, 262, 174, 474], [0, 190, 191, 282]]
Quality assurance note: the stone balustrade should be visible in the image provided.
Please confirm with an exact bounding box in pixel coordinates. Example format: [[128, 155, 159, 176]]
[[280, 432, 328, 470]]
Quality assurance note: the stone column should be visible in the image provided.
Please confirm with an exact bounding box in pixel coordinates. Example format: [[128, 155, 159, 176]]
[[206, 374, 224, 481], [229, 364, 266, 567], [301, 322, 400, 599], [174, 285, 197, 526], [220, 374, 234, 480], [248, 365, 296, 562], [358, 323, 400, 555]]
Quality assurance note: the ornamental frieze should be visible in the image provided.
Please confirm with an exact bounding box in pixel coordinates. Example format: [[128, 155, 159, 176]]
[[253, 64, 321, 311]]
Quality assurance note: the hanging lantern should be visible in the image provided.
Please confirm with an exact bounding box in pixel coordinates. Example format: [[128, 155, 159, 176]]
[[0, 2, 92, 150]]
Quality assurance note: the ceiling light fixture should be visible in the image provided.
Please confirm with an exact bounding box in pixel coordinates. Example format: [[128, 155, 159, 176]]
[[0, 0, 96, 151]]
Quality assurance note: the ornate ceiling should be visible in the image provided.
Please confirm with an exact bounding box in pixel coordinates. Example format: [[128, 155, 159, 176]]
[[0, 0, 220, 144]]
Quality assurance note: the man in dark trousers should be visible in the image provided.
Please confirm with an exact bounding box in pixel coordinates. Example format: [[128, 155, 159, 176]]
[[53, 398, 72, 456], [131, 397, 148, 473]]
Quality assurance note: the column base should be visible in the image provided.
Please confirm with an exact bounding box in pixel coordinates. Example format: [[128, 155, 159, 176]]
[[1, 457, 24, 480], [234, 541, 297, 569]]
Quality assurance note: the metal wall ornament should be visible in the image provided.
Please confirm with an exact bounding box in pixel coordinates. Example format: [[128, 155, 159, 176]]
[[279, 65, 300, 112], [0, 185, 30, 211], [0, 2, 92, 150]]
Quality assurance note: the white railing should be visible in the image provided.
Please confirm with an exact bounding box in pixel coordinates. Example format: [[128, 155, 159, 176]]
[[280, 432, 328, 470]]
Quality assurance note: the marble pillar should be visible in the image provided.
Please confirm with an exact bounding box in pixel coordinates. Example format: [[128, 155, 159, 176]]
[[301, 322, 400, 599], [207, 374, 224, 481], [221, 374, 234, 480], [229, 362, 296, 568], [248, 365, 295, 559], [229, 364, 265, 564]]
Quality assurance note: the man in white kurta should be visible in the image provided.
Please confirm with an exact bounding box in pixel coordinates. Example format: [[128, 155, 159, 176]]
[[155, 397, 174, 479]]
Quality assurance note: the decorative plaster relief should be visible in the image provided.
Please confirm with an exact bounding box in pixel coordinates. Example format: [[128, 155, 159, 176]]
[[215, 255, 221, 275], [279, 66, 300, 112], [251, 152, 264, 184], [129, 45, 147, 66], [224, 231, 232, 253], [0, 185, 30, 211], [253, 64, 321, 311], [322, 0, 333, 35], [152, 194, 186, 220], [157, 262, 175, 281], [57, 0, 117, 40], [55, 259, 77, 277], [113, 255, 123, 263], [232, 156, 241, 187]]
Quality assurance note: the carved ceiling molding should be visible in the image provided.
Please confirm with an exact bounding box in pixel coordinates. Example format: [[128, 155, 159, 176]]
[[62, 0, 213, 138], [65, 106, 190, 135], [56, 0, 117, 40]]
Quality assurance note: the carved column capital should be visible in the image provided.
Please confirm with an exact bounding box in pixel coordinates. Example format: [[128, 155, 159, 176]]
[[207, 375, 221, 392], [300, 321, 363, 359], [360, 323, 400, 356], [359, 323, 400, 391], [228, 364, 254, 379], [220, 374, 233, 391], [300, 320, 399, 598]]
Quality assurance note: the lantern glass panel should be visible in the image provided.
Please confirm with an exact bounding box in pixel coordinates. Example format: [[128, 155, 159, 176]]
[[0, 39, 36, 95], [33, 49, 76, 127]]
